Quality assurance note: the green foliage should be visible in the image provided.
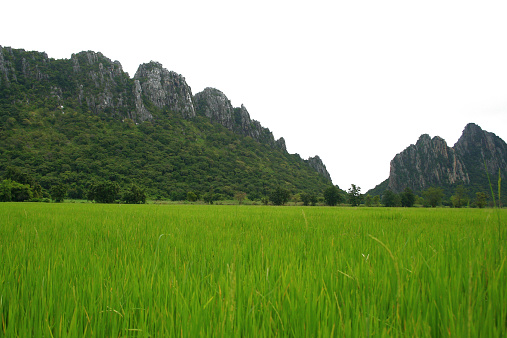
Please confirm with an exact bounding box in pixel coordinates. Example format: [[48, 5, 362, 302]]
[[87, 181, 120, 203], [10, 180, 33, 202], [450, 185, 468, 208], [234, 191, 247, 205], [422, 187, 444, 207], [400, 187, 415, 207], [0, 180, 13, 201], [301, 192, 317, 206], [187, 191, 198, 202], [0, 47, 332, 201], [122, 184, 146, 204], [347, 184, 362, 206], [50, 183, 68, 202], [202, 192, 217, 204], [364, 194, 373, 207], [323, 185, 342, 206], [382, 190, 401, 207], [475, 192, 488, 208], [270, 186, 291, 206]]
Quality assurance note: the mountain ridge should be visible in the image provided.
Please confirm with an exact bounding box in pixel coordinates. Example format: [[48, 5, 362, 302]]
[[0, 45, 333, 200], [368, 123, 506, 204]]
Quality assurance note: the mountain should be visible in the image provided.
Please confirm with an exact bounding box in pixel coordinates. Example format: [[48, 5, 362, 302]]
[[368, 123, 506, 204], [0, 46, 332, 200]]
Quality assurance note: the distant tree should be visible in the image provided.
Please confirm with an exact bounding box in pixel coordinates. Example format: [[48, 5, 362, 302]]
[[301, 192, 317, 206], [324, 186, 342, 206], [270, 187, 290, 206], [203, 192, 217, 204], [475, 192, 488, 208], [422, 187, 444, 207], [382, 190, 400, 207], [373, 195, 381, 207], [261, 196, 269, 205], [87, 181, 120, 203], [10, 181, 33, 202], [0, 180, 12, 202], [234, 191, 247, 205], [187, 191, 198, 202], [451, 185, 468, 208], [364, 194, 373, 207], [400, 187, 415, 207], [51, 183, 68, 203], [123, 184, 146, 204], [347, 184, 362, 206]]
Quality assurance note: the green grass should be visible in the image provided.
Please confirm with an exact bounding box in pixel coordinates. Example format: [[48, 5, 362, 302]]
[[1, 204, 505, 337]]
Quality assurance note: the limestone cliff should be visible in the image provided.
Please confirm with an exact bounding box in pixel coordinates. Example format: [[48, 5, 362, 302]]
[[454, 123, 507, 180], [134, 62, 195, 119], [372, 123, 506, 197], [306, 156, 332, 182], [0, 46, 152, 122], [387, 134, 469, 192], [193, 87, 287, 151]]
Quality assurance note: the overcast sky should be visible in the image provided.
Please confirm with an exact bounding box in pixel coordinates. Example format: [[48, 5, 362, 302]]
[[3, 0, 507, 191]]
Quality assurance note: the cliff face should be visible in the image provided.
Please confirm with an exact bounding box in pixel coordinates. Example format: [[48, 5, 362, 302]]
[[134, 62, 195, 119], [0, 46, 153, 122], [193, 87, 287, 152], [454, 123, 507, 179], [306, 156, 332, 182], [383, 123, 505, 195]]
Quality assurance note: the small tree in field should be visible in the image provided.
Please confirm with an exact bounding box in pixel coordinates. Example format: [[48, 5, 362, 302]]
[[123, 184, 146, 204], [187, 191, 198, 202], [270, 187, 290, 206], [401, 187, 415, 207], [347, 184, 362, 206], [324, 186, 342, 206], [51, 183, 68, 203], [422, 187, 444, 207], [451, 185, 468, 208], [382, 190, 400, 207], [475, 192, 488, 208], [87, 181, 120, 203], [234, 191, 247, 205]]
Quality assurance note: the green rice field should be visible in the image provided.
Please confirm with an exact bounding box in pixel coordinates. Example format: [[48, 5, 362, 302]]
[[1, 203, 506, 337]]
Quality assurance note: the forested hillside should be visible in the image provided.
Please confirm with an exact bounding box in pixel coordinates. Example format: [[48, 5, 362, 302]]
[[0, 46, 332, 201]]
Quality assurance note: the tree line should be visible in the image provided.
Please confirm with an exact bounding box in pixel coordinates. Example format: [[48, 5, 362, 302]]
[[0, 168, 146, 204], [0, 167, 496, 208]]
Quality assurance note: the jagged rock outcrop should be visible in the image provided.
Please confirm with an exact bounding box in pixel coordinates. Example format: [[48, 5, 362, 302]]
[[306, 156, 332, 182], [454, 123, 507, 179], [193, 87, 287, 152], [372, 123, 506, 197], [388, 134, 469, 192], [0, 46, 152, 122], [134, 62, 195, 119], [194, 87, 235, 128]]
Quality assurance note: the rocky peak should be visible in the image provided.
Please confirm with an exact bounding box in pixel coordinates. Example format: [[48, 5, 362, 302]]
[[307, 156, 332, 182], [387, 133, 469, 193], [193, 88, 287, 151], [454, 123, 507, 180], [134, 62, 195, 119], [194, 87, 234, 128]]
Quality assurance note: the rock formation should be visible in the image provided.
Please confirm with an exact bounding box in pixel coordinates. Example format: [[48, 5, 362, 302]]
[[134, 62, 195, 119], [0, 45, 333, 183], [193, 87, 287, 152], [376, 123, 505, 195], [306, 156, 332, 182]]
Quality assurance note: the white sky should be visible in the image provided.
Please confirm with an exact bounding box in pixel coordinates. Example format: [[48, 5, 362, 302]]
[[2, 0, 507, 191]]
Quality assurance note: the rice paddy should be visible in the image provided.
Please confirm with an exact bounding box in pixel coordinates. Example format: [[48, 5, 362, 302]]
[[1, 203, 505, 336]]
